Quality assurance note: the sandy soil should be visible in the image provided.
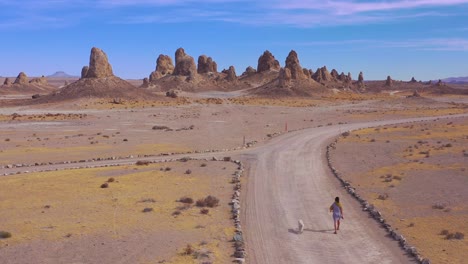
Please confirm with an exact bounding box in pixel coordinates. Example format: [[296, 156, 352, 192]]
[[0, 92, 467, 263], [331, 117, 468, 264], [0, 160, 237, 264]]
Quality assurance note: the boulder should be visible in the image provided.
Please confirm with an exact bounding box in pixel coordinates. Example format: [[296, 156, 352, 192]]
[[14, 72, 28, 85], [225, 66, 237, 82], [81, 66, 89, 79], [257, 50, 280, 73], [3, 77, 11, 85], [285, 50, 306, 80], [197, 55, 217, 74], [85, 47, 114, 78], [278, 68, 292, 87], [173, 48, 197, 77], [385, 76, 393, 86]]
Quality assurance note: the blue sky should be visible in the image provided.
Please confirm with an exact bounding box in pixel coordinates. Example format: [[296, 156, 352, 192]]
[[0, 0, 467, 80]]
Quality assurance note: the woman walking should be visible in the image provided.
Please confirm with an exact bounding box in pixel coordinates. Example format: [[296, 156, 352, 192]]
[[329, 197, 344, 234]]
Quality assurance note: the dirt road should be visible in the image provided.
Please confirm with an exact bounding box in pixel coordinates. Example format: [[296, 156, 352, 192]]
[[241, 115, 466, 264]]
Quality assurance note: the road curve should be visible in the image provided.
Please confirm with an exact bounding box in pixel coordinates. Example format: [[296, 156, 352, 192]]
[[240, 114, 467, 264]]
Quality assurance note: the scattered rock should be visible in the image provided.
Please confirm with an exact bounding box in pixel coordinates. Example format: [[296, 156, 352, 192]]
[[197, 55, 218, 74], [13, 72, 28, 85], [257, 50, 280, 73], [173, 48, 197, 77], [285, 50, 306, 80], [85, 47, 114, 78]]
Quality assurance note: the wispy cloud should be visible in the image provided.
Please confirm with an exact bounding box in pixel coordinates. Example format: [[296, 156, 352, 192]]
[[0, 0, 467, 29]]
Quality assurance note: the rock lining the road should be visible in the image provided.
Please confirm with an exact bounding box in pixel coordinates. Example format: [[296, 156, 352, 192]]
[[326, 129, 431, 264]]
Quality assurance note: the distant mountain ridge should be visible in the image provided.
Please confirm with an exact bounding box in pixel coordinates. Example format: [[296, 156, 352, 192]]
[[47, 71, 78, 78], [440, 76, 468, 84]]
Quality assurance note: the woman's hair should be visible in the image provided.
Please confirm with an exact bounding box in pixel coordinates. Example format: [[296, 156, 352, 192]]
[[335, 197, 340, 203]]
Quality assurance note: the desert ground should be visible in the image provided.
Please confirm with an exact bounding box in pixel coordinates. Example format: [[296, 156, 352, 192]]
[[1, 57, 467, 264]]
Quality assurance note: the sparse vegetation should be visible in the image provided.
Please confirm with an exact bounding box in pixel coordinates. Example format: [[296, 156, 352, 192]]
[[200, 208, 209, 214], [142, 207, 153, 213], [180, 157, 191, 162], [0, 231, 12, 239], [185, 169, 192, 174], [183, 244, 194, 255], [196, 195, 220, 208], [100, 183, 109, 188], [200, 163, 207, 167], [139, 198, 156, 203], [172, 210, 181, 216], [136, 160, 150, 166], [107, 177, 115, 182], [378, 193, 389, 200], [179, 197, 194, 204]]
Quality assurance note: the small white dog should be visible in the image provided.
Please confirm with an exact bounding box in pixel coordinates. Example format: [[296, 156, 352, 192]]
[[298, 219, 304, 234]]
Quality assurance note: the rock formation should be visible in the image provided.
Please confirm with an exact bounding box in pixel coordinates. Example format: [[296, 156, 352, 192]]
[[410, 77, 417, 83], [242, 66, 257, 77], [173, 48, 197, 77], [313, 66, 332, 83], [197, 55, 217, 74], [225, 66, 237, 82], [330, 69, 339, 81], [303, 68, 311, 79], [385, 76, 393, 86], [278, 68, 292, 87], [142, 77, 149, 87], [14, 72, 28, 85], [29, 76, 48, 85], [81, 66, 89, 79], [148, 54, 174, 81], [257, 50, 280, 73], [285, 50, 306, 80], [347, 72, 352, 82], [358, 72, 364, 83], [3, 77, 11, 85], [85, 47, 114, 78]]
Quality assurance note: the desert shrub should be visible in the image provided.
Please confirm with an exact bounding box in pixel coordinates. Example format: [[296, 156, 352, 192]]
[[200, 163, 207, 167], [454, 232, 464, 240], [136, 160, 150, 166], [392, 175, 402, 181], [123, 139, 128, 142], [164, 167, 172, 171], [378, 193, 389, 200], [107, 177, 115, 183], [179, 197, 194, 204], [440, 230, 449, 235], [445, 143, 452, 148], [172, 210, 181, 216], [370, 139, 376, 142], [100, 183, 109, 188], [185, 169, 192, 174], [203, 195, 219, 208], [196, 199, 206, 207], [408, 222, 415, 227], [183, 244, 194, 255], [142, 207, 153, 213], [432, 203, 445, 210], [0, 231, 12, 239], [200, 208, 209, 214], [139, 198, 156, 203], [180, 157, 191, 162], [341, 131, 350, 137], [152, 125, 170, 130], [446, 233, 455, 240], [5, 138, 10, 142]]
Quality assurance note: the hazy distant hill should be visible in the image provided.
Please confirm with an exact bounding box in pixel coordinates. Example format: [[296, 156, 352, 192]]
[[441, 76, 468, 84], [431, 76, 468, 84], [47, 71, 79, 78]]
